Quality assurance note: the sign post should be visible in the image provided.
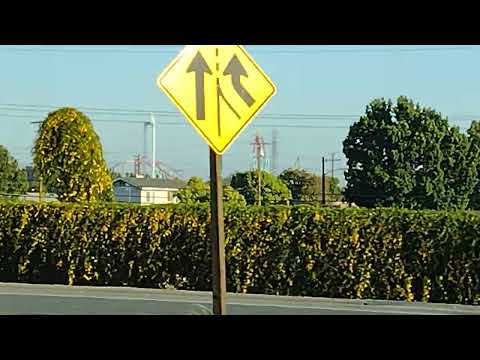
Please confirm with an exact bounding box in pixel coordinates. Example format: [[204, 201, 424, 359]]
[[157, 45, 276, 315], [209, 149, 227, 314]]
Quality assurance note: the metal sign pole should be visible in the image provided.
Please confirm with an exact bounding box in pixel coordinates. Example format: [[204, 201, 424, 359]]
[[209, 147, 227, 315]]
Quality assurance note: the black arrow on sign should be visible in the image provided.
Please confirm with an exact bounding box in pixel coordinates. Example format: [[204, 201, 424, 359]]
[[187, 51, 212, 120], [223, 55, 255, 107]]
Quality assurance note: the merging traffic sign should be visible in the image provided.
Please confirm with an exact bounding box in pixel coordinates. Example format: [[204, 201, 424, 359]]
[[156, 45, 276, 315], [157, 45, 276, 154]]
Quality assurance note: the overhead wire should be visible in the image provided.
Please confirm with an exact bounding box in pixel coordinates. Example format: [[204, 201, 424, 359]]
[[0, 103, 361, 119], [0, 46, 478, 55], [0, 103, 476, 130]]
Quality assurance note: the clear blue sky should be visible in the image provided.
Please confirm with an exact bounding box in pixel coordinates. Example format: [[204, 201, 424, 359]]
[[2, 45, 480, 184]]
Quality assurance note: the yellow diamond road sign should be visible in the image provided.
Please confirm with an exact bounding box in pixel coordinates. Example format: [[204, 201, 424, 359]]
[[157, 45, 276, 155]]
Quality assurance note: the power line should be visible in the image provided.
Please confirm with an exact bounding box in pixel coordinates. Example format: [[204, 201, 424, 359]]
[[0, 46, 478, 55], [0, 115, 470, 131], [258, 46, 480, 54], [0, 104, 474, 136], [0, 112, 360, 122], [2, 104, 479, 123], [0, 46, 181, 54], [0, 104, 179, 116], [0, 118, 361, 130], [10, 118, 354, 130], [0, 103, 362, 119]]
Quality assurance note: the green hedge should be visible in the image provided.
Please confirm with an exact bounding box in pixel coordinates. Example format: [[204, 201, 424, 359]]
[[0, 201, 479, 304]]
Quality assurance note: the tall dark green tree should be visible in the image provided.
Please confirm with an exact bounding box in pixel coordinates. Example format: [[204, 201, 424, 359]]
[[467, 120, 480, 209], [230, 171, 292, 205], [343, 96, 479, 210], [0, 145, 28, 195], [33, 108, 113, 203]]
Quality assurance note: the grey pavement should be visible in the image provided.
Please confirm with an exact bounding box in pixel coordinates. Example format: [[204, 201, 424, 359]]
[[0, 282, 479, 315]]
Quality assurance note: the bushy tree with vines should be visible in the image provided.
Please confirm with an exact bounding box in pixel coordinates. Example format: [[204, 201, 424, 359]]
[[33, 108, 113, 203]]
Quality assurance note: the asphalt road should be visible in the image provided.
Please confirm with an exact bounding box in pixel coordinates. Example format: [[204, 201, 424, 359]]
[[0, 282, 479, 315]]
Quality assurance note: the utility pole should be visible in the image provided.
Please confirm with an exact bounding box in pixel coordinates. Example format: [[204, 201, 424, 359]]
[[322, 156, 326, 205], [328, 153, 342, 202], [329, 153, 342, 177], [252, 132, 267, 206], [271, 129, 278, 175], [331, 152, 335, 184], [258, 161, 262, 206], [151, 113, 156, 178], [257, 139, 262, 206]]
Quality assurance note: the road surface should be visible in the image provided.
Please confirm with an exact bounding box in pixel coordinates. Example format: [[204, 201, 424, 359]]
[[0, 282, 479, 315]]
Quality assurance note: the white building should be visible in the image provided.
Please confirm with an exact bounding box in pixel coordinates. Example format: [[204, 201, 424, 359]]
[[113, 176, 186, 205]]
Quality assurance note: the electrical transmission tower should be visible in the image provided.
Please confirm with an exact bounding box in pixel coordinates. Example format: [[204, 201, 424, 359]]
[[293, 156, 302, 169], [251, 131, 271, 206], [271, 129, 279, 175], [251, 131, 271, 172]]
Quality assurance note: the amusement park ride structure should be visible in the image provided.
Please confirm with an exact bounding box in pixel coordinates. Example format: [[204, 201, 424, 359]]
[[111, 113, 183, 180]]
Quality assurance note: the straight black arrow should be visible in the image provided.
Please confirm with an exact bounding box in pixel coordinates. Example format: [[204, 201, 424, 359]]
[[223, 55, 255, 107], [187, 51, 212, 120]]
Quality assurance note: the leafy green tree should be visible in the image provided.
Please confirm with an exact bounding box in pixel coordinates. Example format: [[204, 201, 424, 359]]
[[176, 176, 246, 206], [176, 177, 209, 203], [0, 145, 28, 195], [223, 185, 247, 206], [230, 170, 292, 205], [343, 97, 479, 210], [280, 168, 318, 204], [467, 120, 480, 209], [33, 108, 113, 203], [280, 168, 342, 204]]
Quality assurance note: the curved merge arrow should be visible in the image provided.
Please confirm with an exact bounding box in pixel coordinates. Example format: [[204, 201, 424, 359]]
[[223, 55, 255, 107], [187, 51, 212, 120]]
